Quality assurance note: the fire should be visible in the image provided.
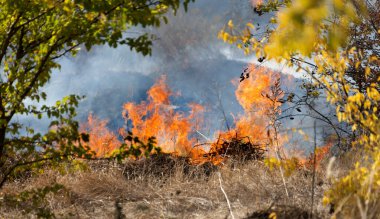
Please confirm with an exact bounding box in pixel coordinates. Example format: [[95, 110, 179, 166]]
[[79, 64, 336, 171], [307, 141, 333, 169], [290, 141, 333, 170], [217, 66, 281, 145], [122, 75, 205, 158], [83, 66, 285, 163], [80, 113, 121, 157], [251, 0, 263, 6], [233, 65, 275, 141], [203, 65, 282, 163]]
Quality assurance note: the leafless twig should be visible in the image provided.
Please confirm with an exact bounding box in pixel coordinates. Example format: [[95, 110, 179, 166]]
[[218, 172, 235, 219]]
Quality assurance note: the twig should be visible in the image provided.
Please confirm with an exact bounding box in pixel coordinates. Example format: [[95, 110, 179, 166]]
[[275, 150, 289, 198], [273, 127, 289, 198], [222, 142, 232, 158], [311, 120, 317, 219], [193, 142, 213, 148], [217, 89, 231, 131], [217, 172, 235, 219], [196, 130, 211, 142]]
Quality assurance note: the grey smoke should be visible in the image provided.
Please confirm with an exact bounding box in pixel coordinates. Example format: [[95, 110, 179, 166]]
[[17, 0, 340, 153]]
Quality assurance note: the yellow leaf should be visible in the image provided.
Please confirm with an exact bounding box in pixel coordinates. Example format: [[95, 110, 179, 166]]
[[269, 212, 277, 219], [365, 67, 371, 76], [223, 32, 228, 42], [227, 20, 234, 28], [246, 23, 255, 29]]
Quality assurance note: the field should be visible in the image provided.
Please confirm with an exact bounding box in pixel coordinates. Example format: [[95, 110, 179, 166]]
[[2, 153, 359, 219]]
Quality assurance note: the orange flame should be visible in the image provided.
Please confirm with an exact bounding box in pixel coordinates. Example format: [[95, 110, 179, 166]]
[[122, 75, 205, 158], [83, 66, 285, 163], [215, 65, 281, 146], [251, 0, 263, 6], [234, 66, 274, 140], [294, 141, 333, 170], [197, 65, 282, 164], [309, 141, 333, 169], [80, 113, 121, 157]]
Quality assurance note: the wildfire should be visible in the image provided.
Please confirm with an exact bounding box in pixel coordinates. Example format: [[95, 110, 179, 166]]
[[232, 65, 276, 141], [81, 66, 299, 165], [78, 61, 336, 174], [80, 113, 121, 157], [122, 75, 205, 159], [202, 65, 282, 163], [305, 141, 333, 169]]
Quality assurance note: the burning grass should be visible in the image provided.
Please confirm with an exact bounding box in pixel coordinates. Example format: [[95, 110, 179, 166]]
[[0, 66, 342, 218], [82, 66, 281, 166], [121, 75, 206, 158], [203, 136, 266, 164]]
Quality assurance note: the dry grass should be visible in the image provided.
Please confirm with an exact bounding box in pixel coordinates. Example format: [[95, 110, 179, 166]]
[[0, 156, 332, 219]]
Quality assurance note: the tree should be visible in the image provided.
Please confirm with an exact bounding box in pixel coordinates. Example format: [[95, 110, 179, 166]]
[[220, 0, 379, 217], [0, 0, 194, 188]]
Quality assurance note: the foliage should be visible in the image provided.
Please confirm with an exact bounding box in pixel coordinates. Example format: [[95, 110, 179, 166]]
[[220, 0, 379, 217], [264, 157, 302, 177], [111, 132, 161, 161], [0, 95, 94, 188], [323, 149, 380, 218], [0, 0, 194, 188]]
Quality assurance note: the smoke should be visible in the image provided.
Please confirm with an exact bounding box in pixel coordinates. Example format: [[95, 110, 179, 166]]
[[32, 0, 260, 130], [17, 0, 339, 151]]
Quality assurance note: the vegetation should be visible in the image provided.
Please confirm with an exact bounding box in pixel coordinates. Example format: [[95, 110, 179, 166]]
[[1, 159, 329, 218], [220, 0, 379, 218]]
